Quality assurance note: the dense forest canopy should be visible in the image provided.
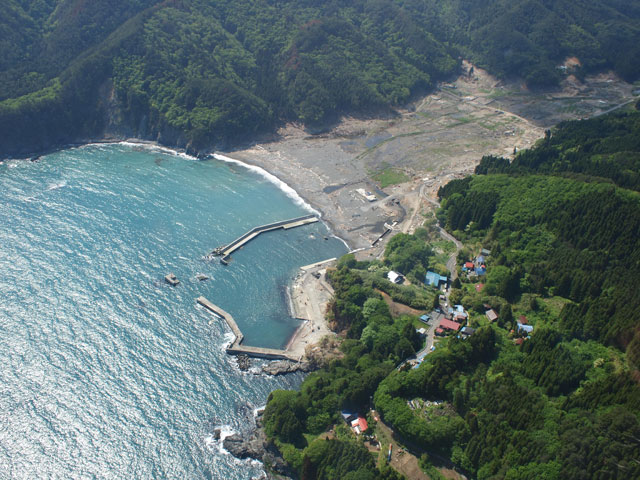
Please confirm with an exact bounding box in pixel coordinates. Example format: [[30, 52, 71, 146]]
[[1, 0, 640, 154], [262, 112, 640, 479]]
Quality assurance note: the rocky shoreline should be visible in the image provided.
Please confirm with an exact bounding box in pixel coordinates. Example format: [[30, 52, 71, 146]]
[[222, 414, 295, 480]]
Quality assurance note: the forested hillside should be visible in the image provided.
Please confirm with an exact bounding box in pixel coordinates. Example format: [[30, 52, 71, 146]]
[[1, 0, 640, 155], [262, 111, 640, 480]]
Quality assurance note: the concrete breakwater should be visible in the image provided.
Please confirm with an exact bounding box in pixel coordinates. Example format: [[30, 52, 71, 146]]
[[209, 214, 319, 264], [197, 296, 301, 361]]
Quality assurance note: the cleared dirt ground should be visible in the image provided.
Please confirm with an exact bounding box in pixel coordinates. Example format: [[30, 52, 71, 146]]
[[230, 62, 637, 251]]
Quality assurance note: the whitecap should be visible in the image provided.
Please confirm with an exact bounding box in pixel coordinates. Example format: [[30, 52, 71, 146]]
[[222, 332, 236, 347], [212, 153, 318, 215], [204, 425, 236, 455]]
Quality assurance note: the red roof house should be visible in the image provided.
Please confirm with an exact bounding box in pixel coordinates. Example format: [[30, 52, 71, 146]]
[[464, 261, 474, 269], [351, 417, 369, 434], [439, 319, 462, 331], [519, 315, 528, 325]]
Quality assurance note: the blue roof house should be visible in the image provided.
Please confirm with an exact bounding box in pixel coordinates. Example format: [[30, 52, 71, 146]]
[[425, 271, 448, 287], [517, 322, 534, 334]]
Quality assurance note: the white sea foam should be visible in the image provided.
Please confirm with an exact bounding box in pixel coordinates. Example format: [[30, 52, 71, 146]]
[[222, 332, 236, 347], [204, 424, 237, 455], [46, 181, 66, 191], [212, 153, 318, 215], [217, 425, 237, 455]]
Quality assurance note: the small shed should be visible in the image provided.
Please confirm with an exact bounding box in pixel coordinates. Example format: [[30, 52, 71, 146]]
[[387, 271, 404, 284], [435, 327, 445, 336], [416, 328, 427, 336], [486, 309, 499, 322], [419, 314, 431, 324], [461, 326, 475, 336], [341, 411, 357, 423], [481, 248, 491, 257]]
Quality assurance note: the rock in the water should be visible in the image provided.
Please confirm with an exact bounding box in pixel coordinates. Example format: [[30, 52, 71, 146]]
[[261, 360, 313, 375], [213, 428, 221, 440], [236, 354, 251, 371]]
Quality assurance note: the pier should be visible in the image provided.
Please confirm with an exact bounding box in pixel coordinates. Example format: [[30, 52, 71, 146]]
[[197, 296, 300, 361], [210, 214, 319, 264]]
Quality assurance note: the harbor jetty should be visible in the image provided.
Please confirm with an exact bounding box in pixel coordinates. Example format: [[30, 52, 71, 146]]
[[209, 214, 319, 264], [197, 296, 301, 361]]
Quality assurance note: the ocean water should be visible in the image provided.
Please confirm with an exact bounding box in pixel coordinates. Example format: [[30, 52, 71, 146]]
[[0, 144, 347, 479]]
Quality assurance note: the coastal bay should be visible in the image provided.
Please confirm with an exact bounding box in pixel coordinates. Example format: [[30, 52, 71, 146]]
[[0, 143, 346, 479]]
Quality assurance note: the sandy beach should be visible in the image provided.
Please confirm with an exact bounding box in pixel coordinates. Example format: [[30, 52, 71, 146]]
[[284, 260, 337, 360]]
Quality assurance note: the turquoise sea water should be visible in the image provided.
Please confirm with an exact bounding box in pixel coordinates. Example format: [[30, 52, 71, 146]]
[[0, 144, 347, 479]]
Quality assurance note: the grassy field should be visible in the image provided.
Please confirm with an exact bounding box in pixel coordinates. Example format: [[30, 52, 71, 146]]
[[373, 167, 411, 188]]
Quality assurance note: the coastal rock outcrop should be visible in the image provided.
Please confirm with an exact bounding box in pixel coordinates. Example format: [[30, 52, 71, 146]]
[[223, 430, 295, 479], [260, 360, 313, 376], [223, 433, 264, 459]]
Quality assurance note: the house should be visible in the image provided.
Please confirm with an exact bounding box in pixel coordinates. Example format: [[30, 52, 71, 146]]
[[481, 248, 491, 257], [475, 265, 486, 276], [462, 261, 475, 271], [454, 305, 467, 317], [486, 309, 499, 322], [454, 313, 467, 323], [351, 416, 369, 435], [439, 318, 462, 332], [416, 327, 427, 336], [461, 326, 475, 336], [387, 271, 404, 284], [517, 322, 534, 334], [477, 255, 486, 265], [519, 315, 528, 325], [425, 271, 448, 287], [419, 314, 431, 324], [435, 327, 445, 336]]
